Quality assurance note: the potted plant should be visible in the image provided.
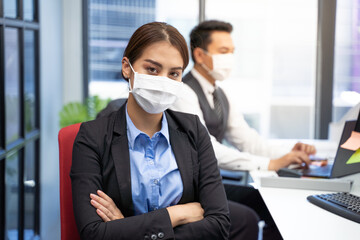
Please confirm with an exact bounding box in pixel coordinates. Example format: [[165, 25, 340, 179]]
[[59, 95, 111, 128]]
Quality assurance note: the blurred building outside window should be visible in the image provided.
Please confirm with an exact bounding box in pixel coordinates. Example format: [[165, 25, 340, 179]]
[[333, 0, 360, 122], [87, 0, 198, 100], [86, 0, 360, 140]]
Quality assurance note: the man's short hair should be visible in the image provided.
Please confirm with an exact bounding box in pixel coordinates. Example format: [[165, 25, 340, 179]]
[[190, 20, 233, 62]]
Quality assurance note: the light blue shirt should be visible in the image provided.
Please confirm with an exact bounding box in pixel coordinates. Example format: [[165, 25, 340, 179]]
[[126, 106, 183, 215]]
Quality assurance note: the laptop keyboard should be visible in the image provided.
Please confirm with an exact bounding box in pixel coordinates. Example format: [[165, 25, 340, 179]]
[[307, 192, 360, 223], [302, 164, 332, 178]]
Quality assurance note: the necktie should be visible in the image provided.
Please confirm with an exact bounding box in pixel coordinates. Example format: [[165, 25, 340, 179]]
[[212, 88, 223, 121]]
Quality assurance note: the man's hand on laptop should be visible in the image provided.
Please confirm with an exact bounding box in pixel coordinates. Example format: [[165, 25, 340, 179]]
[[291, 142, 316, 155], [268, 143, 316, 171]]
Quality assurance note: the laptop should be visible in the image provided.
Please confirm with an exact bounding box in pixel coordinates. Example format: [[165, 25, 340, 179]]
[[295, 109, 360, 178]]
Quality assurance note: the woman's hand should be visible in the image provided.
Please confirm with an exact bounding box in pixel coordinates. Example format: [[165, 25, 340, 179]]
[[90, 190, 124, 222], [166, 202, 204, 227]]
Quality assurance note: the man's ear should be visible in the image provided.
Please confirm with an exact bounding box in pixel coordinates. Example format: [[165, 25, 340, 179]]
[[193, 47, 206, 65], [122, 57, 131, 79]]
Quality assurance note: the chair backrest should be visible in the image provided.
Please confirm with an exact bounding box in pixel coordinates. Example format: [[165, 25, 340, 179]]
[[96, 98, 127, 119], [58, 123, 82, 240]]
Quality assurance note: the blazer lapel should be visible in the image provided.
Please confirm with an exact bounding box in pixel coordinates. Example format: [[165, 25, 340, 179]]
[[111, 104, 134, 216], [166, 112, 194, 204]]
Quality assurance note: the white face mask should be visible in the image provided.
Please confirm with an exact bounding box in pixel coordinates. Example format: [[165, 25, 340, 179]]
[[128, 62, 183, 114], [202, 52, 235, 81]]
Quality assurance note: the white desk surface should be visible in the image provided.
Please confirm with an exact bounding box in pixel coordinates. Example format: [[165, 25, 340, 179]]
[[252, 172, 360, 240], [251, 140, 360, 240]]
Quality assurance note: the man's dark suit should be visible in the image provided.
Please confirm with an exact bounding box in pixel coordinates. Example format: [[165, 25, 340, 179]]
[[71, 103, 230, 240]]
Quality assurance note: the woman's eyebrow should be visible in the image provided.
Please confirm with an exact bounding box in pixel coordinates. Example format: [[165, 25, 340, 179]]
[[144, 59, 162, 68], [171, 66, 183, 71], [144, 59, 183, 71]]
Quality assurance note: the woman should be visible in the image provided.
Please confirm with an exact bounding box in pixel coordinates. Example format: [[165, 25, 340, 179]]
[[71, 22, 230, 240]]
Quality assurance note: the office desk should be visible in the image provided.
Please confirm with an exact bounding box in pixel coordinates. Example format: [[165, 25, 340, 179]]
[[250, 140, 360, 240], [251, 172, 360, 240]]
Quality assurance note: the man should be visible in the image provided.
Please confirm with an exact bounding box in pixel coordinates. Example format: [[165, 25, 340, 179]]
[[171, 20, 316, 172], [170, 20, 317, 240]]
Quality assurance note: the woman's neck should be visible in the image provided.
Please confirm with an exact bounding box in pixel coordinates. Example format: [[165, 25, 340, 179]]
[[127, 95, 163, 138]]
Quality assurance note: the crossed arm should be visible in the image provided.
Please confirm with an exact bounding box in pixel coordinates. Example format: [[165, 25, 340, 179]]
[[90, 190, 204, 227]]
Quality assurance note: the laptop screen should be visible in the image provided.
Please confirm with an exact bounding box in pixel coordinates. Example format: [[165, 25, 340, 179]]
[[355, 108, 360, 132], [331, 119, 360, 178]]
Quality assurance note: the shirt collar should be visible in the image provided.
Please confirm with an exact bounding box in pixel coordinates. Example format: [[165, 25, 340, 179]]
[[125, 104, 170, 149], [191, 68, 217, 94]]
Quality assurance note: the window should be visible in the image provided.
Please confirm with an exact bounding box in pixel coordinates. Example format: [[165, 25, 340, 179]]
[[83, 0, 345, 140], [333, 0, 360, 122], [5, 28, 21, 145], [85, 0, 318, 139], [5, 151, 20, 240], [0, 1, 40, 239], [85, 0, 198, 100], [24, 0, 35, 21], [206, 0, 318, 139], [4, 0, 18, 18]]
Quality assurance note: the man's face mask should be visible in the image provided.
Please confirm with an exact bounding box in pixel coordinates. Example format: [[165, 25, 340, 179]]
[[201, 50, 235, 81]]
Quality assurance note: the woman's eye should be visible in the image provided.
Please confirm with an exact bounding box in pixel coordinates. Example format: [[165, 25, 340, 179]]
[[170, 72, 180, 78], [147, 67, 158, 74]]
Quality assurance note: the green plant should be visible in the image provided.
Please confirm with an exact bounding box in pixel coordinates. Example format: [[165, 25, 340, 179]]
[[59, 95, 111, 128]]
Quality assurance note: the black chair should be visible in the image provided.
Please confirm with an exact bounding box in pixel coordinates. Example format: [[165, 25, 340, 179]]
[[96, 98, 127, 119], [220, 169, 251, 186]]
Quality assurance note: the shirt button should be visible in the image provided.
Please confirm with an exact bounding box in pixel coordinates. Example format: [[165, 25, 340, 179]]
[[153, 179, 159, 185], [158, 232, 164, 239], [149, 160, 154, 165], [151, 234, 157, 240]]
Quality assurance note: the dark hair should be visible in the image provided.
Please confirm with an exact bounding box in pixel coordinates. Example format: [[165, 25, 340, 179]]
[[190, 20, 233, 62], [122, 22, 189, 79]]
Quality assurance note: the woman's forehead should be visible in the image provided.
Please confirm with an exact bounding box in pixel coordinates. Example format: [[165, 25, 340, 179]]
[[137, 41, 183, 68]]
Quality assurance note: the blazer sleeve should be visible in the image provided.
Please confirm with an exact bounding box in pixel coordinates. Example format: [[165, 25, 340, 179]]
[[70, 122, 175, 240], [173, 115, 231, 240]]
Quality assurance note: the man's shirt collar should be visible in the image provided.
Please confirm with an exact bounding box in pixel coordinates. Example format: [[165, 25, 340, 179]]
[[191, 68, 217, 95]]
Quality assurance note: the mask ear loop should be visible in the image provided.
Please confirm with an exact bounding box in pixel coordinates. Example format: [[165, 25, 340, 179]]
[[128, 61, 136, 73], [200, 49, 213, 73], [127, 61, 136, 93], [202, 48, 211, 56], [201, 62, 212, 73]]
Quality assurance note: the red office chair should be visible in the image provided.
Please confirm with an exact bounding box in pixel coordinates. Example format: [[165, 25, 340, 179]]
[[58, 123, 82, 240]]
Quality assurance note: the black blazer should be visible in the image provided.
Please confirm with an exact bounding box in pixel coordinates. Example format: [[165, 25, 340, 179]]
[[71, 104, 230, 240]]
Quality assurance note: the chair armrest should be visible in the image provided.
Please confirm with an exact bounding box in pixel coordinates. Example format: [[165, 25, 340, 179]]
[[220, 169, 250, 186]]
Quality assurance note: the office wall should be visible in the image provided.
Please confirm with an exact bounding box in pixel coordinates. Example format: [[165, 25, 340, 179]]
[[63, 0, 83, 104], [40, 0, 63, 239]]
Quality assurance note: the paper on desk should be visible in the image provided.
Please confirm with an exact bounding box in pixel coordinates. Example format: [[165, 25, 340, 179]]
[[346, 149, 360, 164], [340, 131, 360, 151]]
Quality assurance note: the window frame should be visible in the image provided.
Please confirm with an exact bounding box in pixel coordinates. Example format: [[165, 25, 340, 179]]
[[315, 0, 337, 139], [0, 0, 40, 239]]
